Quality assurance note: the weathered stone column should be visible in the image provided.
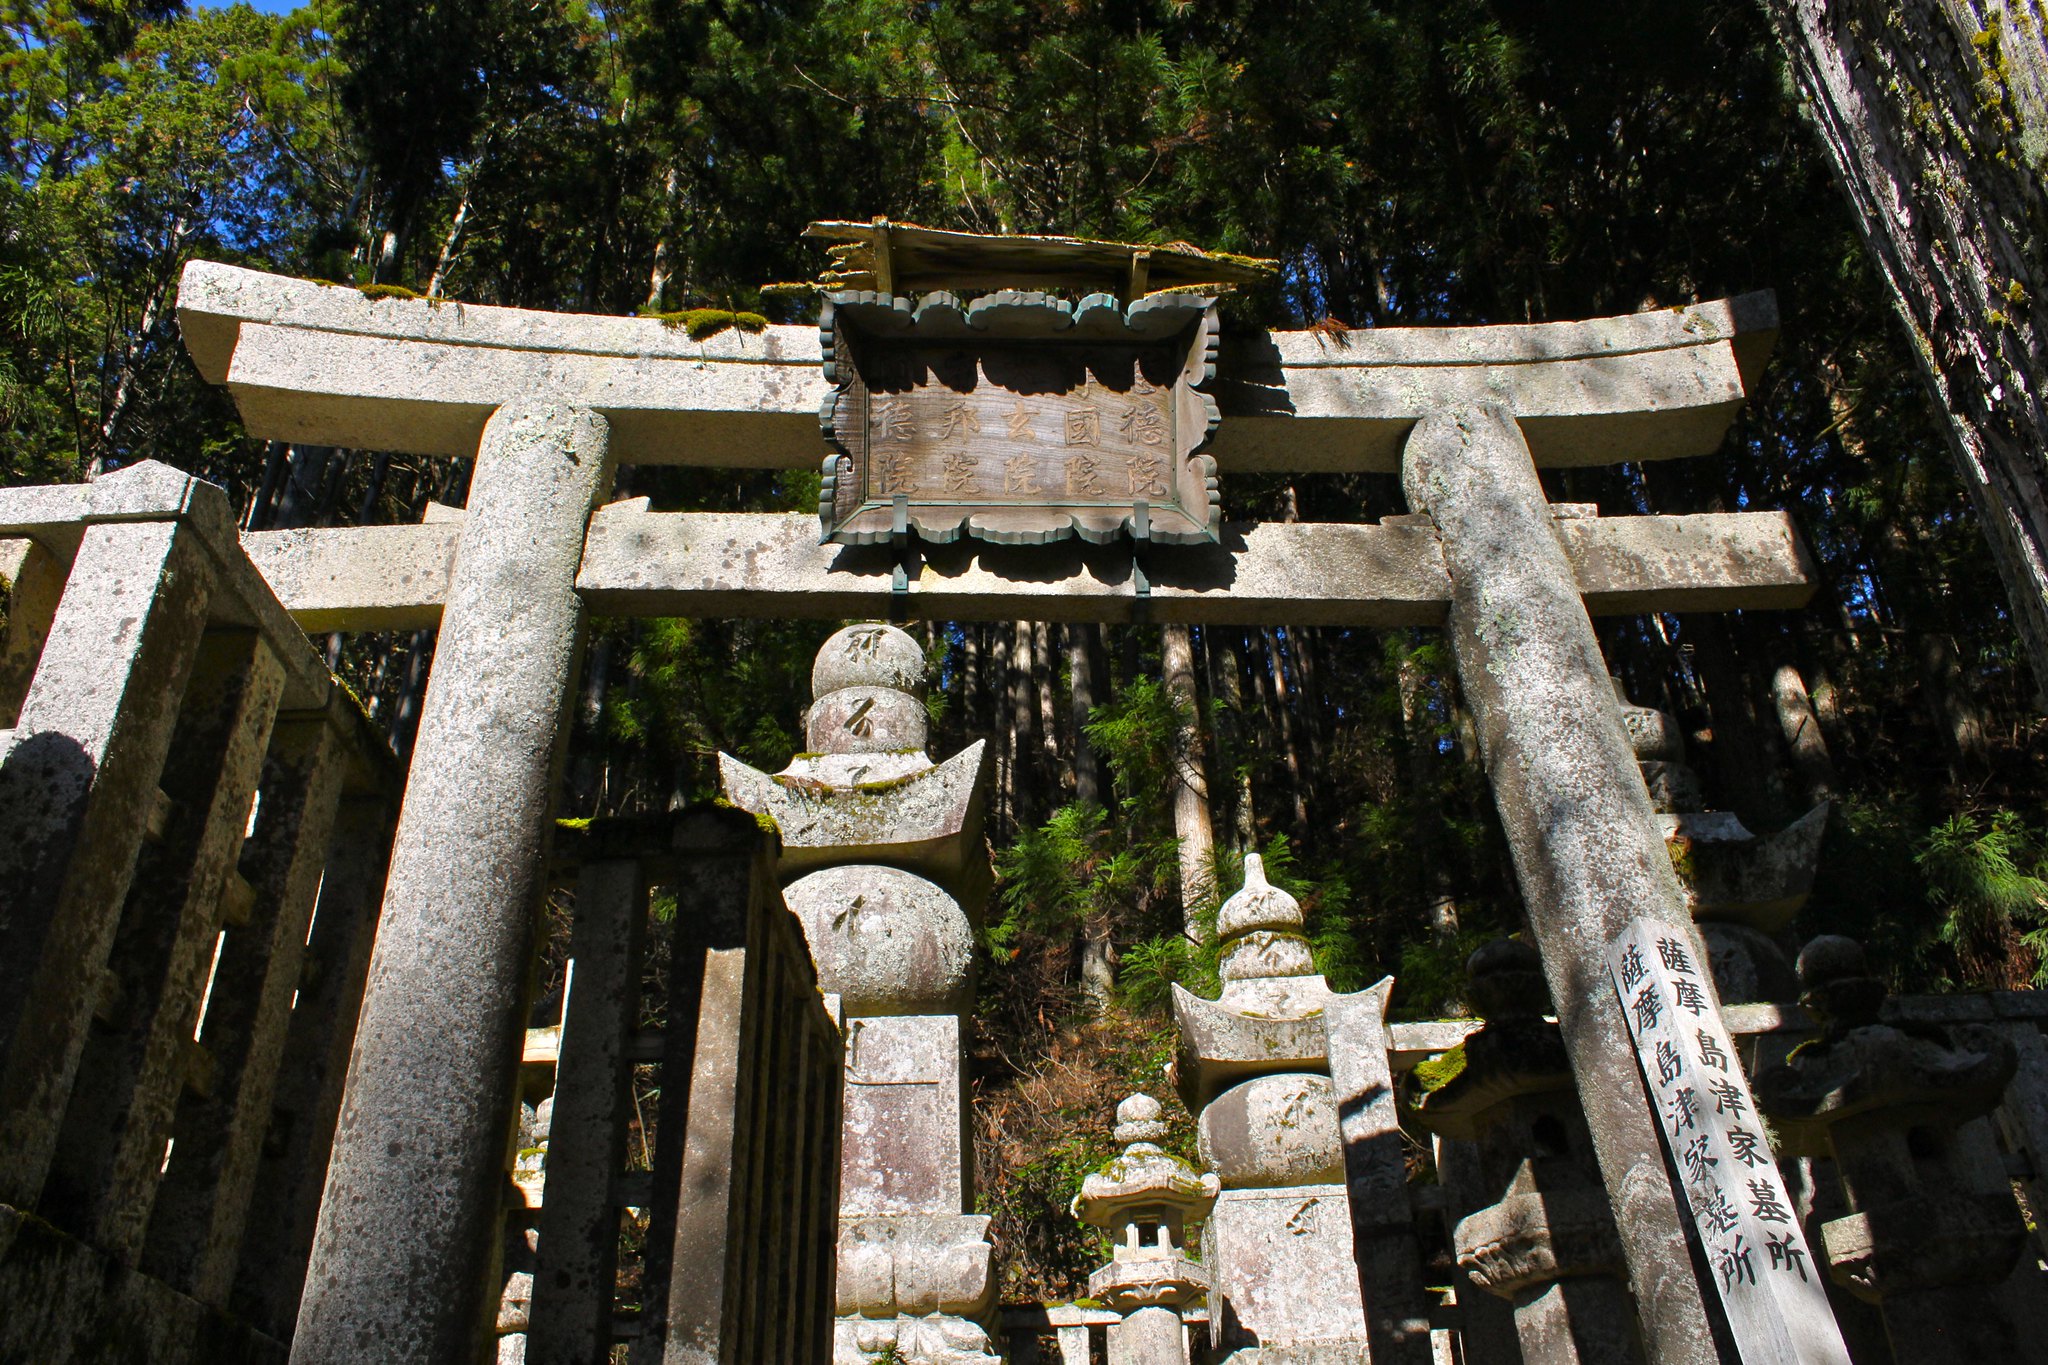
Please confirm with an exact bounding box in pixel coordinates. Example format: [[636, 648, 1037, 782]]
[[1402, 404, 1717, 1365], [0, 519, 214, 1212], [1324, 979, 1436, 1364], [721, 623, 997, 1365], [292, 400, 610, 1365]]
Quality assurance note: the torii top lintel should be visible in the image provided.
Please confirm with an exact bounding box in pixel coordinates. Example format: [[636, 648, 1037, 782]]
[[175, 262, 1777, 476]]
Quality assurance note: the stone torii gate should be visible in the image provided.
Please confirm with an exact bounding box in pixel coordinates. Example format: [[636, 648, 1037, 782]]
[[171, 261, 1807, 1365]]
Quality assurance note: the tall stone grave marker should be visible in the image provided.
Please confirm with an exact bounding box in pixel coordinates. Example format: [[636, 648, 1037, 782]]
[[721, 623, 997, 1365], [1172, 855, 1372, 1360]]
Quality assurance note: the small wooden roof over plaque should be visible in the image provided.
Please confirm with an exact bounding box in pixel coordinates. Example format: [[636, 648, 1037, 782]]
[[811, 220, 1275, 547], [803, 218, 1276, 299]]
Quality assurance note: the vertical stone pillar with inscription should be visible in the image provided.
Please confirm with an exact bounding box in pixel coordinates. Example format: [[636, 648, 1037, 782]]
[[1402, 403, 1726, 1365], [720, 623, 998, 1365], [1412, 939, 1642, 1365], [1170, 856, 1373, 1360]]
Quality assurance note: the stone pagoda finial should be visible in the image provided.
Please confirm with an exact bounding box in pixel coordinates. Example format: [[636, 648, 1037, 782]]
[[1211, 852, 1326, 1016], [719, 621, 992, 903], [801, 622, 933, 783], [1073, 1094, 1219, 1363], [1113, 1092, 1171, 1146]]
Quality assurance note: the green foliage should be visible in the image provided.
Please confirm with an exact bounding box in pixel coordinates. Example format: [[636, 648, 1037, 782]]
[[602, 618, 831, 804], [989, 801, 1174, 959], [1085, 676, 1184, 841], [0, 0, 352, 482], [1392, 929, 1491, 1021], [1917, 810, 2048, 986], [1117, 932, 1216, 1016]]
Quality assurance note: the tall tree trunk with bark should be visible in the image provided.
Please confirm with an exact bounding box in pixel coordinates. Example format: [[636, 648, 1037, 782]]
[[1765, 0, 2048, 706], [1069, 623, 1103, 810], [1206, 628, 1257, 851], [1069, 623, 1115, 1007], [1008, 621, 1037, 829], [1163, 623, 1216, 934], [425, 185, 472, 299], [1766, 648, 1841, 805], [1262, 628, 1312, 827]]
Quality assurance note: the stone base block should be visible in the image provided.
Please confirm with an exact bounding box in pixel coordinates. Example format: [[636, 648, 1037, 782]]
[[0, 1202, 286, 1364], [1203, 1185, 1369, 1356], [836, 1212, 995, 1319], [834, 1312, 999, 1363]]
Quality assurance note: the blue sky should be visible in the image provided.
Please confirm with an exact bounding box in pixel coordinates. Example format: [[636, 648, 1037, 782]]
[[206, 0, 307, 12]]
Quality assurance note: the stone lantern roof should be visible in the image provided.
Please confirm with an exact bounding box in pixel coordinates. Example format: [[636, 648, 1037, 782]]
[[1072, 1095, 1219, 1319], [1073, 1094, 1221, 1231]]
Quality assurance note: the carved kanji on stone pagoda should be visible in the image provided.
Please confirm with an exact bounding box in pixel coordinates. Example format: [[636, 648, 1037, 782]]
[[720, 623, 997, 1365]]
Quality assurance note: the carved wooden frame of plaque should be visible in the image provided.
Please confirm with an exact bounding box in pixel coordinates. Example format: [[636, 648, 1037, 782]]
[[817, 289, 1222, 546]]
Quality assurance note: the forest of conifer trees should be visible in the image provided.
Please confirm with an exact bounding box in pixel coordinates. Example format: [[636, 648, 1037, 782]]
[[7, 0, 2048, 1297]]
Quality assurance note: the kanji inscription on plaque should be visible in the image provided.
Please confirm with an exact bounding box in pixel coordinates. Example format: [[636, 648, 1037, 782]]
[[817, 290, 1223, 546], [1607, 919, 1852, 1365]]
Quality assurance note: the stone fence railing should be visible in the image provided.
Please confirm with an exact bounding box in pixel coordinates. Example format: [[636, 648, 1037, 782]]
[[0, 463, 402, 1362], [498, 807, 844, 1364], [0, 466, 844, 1364]]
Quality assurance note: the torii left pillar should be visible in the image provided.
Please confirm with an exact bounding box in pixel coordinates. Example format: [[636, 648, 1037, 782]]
[[292, 401, 610, 1365]]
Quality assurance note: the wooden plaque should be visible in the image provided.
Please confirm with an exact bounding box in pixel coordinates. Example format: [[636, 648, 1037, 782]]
[[1607, 919, 1853, 1365], [818, 290, 1222, 545]]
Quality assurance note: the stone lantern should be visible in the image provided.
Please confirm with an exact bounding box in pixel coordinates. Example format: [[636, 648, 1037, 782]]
[[1755, 935, 2045, 1361], [1408, 938, 1640, 1365], [1074, 1094, 1220, 1365]]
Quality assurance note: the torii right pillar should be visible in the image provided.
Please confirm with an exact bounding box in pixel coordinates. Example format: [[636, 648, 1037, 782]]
[[1403, 404, 1722, 1365]]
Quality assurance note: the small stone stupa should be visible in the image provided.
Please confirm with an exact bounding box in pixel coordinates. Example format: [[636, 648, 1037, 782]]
[[1073, 1094, 1220, 1364], [1170, 855, 1372, 1358]]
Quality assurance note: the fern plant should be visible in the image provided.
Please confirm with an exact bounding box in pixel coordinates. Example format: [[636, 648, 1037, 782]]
[[1915, 810, 2048, 987]]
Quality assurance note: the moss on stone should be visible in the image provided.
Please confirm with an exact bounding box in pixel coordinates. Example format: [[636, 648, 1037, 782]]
[[358, 282, 421, 302], [1666, 836, 1698, 887], [1411, 1042, 1467, 1094], [641, 306, 769, 340]]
